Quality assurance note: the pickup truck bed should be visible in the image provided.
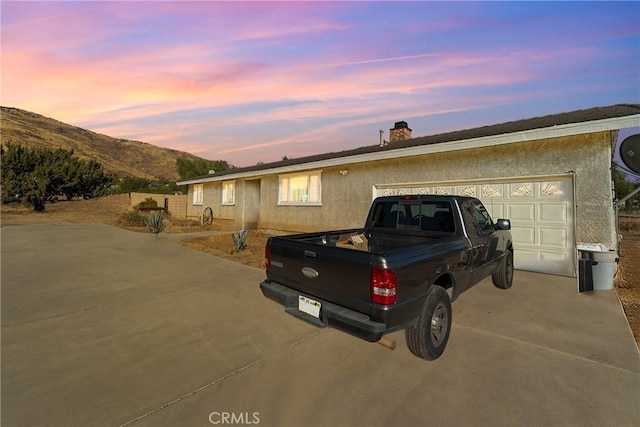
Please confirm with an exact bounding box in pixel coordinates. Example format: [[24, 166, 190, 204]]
[[288, 228, 442, 252]]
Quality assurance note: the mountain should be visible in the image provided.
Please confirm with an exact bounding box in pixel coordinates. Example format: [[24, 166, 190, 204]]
[[0, 106, 212, 181]]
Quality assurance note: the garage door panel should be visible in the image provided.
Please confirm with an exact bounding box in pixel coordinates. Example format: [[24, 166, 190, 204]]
[[540, 204, 568, 222], [515, 248, 573, 276], [512, 226, 535, 245], [508, 204, 536, 221], [540, 251, 569, 262], [539, 252, 574, 275], [533, 259, 572, 276], [513, 248, 538, 271], [482, 184, 504, 198], [540, 180, 568, 197], [485, 203, 505, 220], [540, 227, 568, 248], [510, 183, 533, 197]]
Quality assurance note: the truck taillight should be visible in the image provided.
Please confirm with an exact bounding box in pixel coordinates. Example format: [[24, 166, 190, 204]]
[[371, 267, 397, 305], [265, 244, 271, 272]]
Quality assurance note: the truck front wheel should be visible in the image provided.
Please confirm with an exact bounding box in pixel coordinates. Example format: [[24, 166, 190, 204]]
[[405, 286, 452, 360], [492, 249, 513, 289]]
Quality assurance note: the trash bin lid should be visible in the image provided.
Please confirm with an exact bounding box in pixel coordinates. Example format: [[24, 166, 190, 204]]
[[576, 243, 610, 252]]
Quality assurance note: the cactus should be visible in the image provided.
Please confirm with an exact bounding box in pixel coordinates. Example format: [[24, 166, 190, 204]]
[[144, 213, 168, 238], [232, 230, 248, 252]]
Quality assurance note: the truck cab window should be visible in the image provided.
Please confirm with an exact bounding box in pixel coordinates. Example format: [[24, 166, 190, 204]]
[[472, 202, 494, 232]]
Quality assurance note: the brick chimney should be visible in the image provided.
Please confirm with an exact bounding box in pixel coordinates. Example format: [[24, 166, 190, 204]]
[[389, 121, 412, 142]]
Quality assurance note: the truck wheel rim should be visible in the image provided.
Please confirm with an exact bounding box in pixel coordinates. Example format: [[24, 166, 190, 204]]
[[430, 303, 448, 346]]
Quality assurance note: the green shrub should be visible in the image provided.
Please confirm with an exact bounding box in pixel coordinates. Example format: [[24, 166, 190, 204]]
[[137, 197, 158, 210], [119, 211, 147, 227], [232, 230, 248, 252], [145, 212, 169, 238]]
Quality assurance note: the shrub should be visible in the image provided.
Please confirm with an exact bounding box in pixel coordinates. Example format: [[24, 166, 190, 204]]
[[232, 230, 248, 252], [137, 197, 158, 210], [145, 212, 169, 238], [119, 211, 147, 227]]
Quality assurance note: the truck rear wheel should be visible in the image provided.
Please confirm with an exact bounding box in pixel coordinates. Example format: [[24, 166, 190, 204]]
[[492, 249, 513, 289], [405, 286, 451, 360]]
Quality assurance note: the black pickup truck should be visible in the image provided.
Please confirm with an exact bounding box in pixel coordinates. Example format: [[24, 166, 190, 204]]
[[260, 195, 513, 360]]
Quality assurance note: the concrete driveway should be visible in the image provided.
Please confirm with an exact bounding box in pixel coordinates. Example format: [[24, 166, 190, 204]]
[[2, 224, 639, 426]]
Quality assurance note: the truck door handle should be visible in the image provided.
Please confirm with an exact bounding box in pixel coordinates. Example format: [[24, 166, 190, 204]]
[[304, 250, 316, 259]]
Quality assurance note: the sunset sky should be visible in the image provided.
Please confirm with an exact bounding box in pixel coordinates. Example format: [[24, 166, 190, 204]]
[[2, 1, 639, 167]]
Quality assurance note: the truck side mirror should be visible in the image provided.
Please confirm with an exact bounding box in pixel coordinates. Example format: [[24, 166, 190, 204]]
[[495, 219, 511, 231]]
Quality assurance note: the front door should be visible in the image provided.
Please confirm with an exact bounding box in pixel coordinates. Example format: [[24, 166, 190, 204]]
[[243, 179, 261, 230]]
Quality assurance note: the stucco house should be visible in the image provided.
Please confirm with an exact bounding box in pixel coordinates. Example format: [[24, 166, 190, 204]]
[[178, 104, 640, 279]]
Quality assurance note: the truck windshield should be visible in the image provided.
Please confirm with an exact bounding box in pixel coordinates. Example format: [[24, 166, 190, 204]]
[[371, 201, 455, 232]]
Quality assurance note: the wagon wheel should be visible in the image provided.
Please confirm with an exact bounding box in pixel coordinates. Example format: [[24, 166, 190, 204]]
[[202, 207, 213, 225]]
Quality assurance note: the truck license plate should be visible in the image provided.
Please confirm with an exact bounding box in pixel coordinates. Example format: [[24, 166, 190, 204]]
[[298, 295, 321, 318]]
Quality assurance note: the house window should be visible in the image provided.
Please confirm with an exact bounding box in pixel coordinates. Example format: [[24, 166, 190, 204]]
[[222, 181, 235, 205], [511, 183, 533, 197], [482, 184, 502, 198], [279, 172, 321, 205], [193, 184, 203, 205], [541, 181, 564, 197]]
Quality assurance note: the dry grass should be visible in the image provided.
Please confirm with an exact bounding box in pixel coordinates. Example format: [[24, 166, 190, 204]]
[[615, 216, 640, 348], [179, 231, 271, 270], [619, 216, 640, 237], [2, 197, 639, 348], [0, 194, 132, 226], [0, 195, 216, 234]]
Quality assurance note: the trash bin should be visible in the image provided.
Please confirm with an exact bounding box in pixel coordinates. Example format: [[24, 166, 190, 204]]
[[578, 252, 595, 292], [577, 244, 618, 292]]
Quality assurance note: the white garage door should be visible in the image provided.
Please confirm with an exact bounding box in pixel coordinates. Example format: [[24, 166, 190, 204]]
[[375, 176, 575, 276]]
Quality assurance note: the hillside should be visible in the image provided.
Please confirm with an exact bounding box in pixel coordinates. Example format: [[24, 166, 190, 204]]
[[0, 106, 211, 180]]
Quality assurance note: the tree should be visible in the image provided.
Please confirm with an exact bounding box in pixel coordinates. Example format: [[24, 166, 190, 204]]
[[118, 176, 152, 193], [614, 165, 640, 208], [74, 159, 112, 199], [176, 156, 229, 180], [1, 143, 52, 210], [1, 143, 110, 210]]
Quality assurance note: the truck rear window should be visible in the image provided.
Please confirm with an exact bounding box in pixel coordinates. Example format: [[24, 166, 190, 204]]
[[370, 201, 455, 232]]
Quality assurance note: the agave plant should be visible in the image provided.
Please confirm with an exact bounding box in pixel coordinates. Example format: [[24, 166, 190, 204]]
[[232, 229, 248, 252], [144, 213, 169, 239]]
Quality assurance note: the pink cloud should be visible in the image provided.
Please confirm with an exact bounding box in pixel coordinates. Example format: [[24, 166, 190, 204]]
[[2, 1, 636, 167]]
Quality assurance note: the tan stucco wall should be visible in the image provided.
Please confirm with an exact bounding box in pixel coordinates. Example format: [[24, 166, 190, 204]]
[[185, 181, 244, 230], [130, 192, 187, 219], [186, 131, 616, 247]]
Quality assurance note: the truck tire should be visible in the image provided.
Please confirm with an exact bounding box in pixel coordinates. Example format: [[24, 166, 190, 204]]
[[492, 249, 513, 289], [405, 286, 452, 360]]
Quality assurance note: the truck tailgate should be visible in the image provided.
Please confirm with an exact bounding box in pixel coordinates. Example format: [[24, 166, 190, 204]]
[[266, 236, 372, 316]]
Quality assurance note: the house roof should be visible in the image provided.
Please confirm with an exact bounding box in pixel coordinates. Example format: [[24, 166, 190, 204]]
[[178, 104, 640, 185]]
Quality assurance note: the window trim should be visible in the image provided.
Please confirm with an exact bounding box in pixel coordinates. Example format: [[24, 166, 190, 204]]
[[193, 184, 203, 206], [278, 171, 322, 206], [221, 180, 236, 206]]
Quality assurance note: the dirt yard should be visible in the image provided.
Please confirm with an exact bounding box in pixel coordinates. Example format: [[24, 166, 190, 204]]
[[2, 196, 638, 347], [615, 216, 640, 348]]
